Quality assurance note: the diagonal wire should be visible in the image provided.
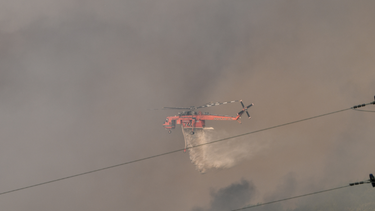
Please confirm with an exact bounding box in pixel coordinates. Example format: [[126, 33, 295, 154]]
[[231, 185, 351, 211], [188, 108, 351, 149], [351, 108, 375, 113], [0, 103, 371, 196]]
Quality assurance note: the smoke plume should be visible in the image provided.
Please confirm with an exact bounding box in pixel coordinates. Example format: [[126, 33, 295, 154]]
[[192, 179, 256, 211], [1, 1, 375, 210]]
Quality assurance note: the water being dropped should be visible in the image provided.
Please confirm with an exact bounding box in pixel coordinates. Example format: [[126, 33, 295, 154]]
[[182, 127, 266, 173]]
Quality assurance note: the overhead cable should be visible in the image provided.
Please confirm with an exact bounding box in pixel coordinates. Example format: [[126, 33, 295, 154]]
[[231, 185, 350, 211], [232, 175, 375, 210], [0, 99, 373, 196]]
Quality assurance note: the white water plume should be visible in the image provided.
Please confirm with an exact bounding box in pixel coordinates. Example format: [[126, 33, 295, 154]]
[[182, 127, 266, 173]]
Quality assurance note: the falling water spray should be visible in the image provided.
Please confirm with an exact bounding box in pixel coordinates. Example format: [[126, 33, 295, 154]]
[[182, 127, 266, 173]]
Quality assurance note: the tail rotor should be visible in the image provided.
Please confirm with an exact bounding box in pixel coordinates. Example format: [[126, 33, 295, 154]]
[[238, 100, 254, 119]]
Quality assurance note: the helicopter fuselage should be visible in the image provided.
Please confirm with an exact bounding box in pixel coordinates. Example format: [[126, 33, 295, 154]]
[[163, 111, 240, 131]]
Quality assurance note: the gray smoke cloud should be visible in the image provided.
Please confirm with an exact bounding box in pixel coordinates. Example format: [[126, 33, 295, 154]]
[[254, 173, 297, 211], [192, 179, 256, 211], [1, 0, 375, 211], [257, 176, 375, 211], [290, 184, 375, 211]]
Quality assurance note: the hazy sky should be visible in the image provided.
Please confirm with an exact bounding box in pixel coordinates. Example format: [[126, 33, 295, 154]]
[[1, 1, 375, 210]]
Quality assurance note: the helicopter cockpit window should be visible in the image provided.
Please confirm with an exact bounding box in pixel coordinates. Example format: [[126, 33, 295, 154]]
[[165, 118, 169, 122]]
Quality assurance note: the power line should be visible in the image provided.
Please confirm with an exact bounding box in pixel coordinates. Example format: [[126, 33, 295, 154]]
[[351, 108, 375, 113], [0, 101, 373, 196], [231, 185, 350, 211], [189, 108, 350, 149], [351, 99, 375, 112], [232, 177, 375, 211]]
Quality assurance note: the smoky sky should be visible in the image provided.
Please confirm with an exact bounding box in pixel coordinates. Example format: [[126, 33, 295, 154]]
[[192, 179, 256, 211], [1, 0, 375, 211]]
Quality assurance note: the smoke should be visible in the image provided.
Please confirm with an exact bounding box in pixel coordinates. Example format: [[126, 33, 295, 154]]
[[182, 127, 267, 173], [1, 0, 375, 210], [256, 175, 375, 211], [256, 172, 298, 211], [289, 185, 375, 211], [192, 179, 256, 211], [263, 172, 297, 201]]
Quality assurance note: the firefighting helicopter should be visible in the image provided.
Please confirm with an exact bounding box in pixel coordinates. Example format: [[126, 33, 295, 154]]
[[162, 100, 254, 135]]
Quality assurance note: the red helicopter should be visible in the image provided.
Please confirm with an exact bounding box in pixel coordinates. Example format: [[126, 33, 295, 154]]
[[162, 100, 254, 135], [161, 100, 253, 152]]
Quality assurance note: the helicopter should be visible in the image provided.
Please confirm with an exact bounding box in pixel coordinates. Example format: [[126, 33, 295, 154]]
[[162, 100, 254, 135]]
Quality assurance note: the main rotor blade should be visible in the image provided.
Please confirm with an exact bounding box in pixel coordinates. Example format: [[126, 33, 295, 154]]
[[246, 103, 254, 109], [240, 101, 245, 108], [246, 111, 251, 118], [162, 107, 192, 110], [160, 100, 242, 111], [196, 100, 240, 109]]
